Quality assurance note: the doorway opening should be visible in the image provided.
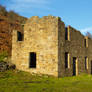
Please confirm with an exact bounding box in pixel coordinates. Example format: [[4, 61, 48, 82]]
[[91, 61, 92, 74], [29, 52, 36, 68], [73, 57, 78, 76]]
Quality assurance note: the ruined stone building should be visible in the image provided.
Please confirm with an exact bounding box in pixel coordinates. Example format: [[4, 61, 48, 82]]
[[11, 16, 92, 77]]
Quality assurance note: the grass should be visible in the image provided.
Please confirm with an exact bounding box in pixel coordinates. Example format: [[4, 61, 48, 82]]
[[0, 70, 92, 92]]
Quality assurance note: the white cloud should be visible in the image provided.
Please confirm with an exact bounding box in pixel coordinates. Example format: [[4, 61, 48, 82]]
[[5, 0, 51, 14], [12, 0, 49, 4], [80, 27, 92, 34]]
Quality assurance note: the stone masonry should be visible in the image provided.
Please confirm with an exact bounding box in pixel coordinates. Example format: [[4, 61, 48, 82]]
[[11, 16, 92, 77]]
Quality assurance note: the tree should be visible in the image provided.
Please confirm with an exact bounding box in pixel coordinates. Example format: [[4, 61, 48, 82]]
[[0, 5, 7, 16], [86, 32, 92, 39]]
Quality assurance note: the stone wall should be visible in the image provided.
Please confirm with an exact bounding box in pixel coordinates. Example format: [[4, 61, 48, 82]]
[[58, 25, 92, 77], [12, 16, 59, 77], [12, 16, 92, 77]]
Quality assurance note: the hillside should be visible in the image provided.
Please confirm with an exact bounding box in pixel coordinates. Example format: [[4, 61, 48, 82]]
[[0, 5, 27, 55]]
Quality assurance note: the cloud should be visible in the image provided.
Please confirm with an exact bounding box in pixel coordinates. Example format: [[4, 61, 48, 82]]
[[80, 27, 92, 34], [12, 0, 49, 4], [3, 0, 51, 15]]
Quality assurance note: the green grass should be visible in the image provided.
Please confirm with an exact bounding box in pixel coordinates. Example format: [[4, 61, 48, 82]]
[[0, 70, 92, 92]]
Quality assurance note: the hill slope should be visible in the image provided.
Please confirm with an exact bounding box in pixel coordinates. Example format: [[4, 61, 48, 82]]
[[0, 5, 27, 55]]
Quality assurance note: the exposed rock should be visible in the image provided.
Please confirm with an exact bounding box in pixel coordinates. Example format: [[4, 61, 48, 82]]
[[0, 61, 15, 72]]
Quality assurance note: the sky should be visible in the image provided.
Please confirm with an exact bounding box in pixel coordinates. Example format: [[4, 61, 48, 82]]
[[0, 0, 92, 35]]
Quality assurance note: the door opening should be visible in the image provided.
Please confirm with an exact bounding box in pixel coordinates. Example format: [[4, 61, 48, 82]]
[[29, 52, 36, 68], [91, 61, 92, 74], [73, 57, 78, 76]]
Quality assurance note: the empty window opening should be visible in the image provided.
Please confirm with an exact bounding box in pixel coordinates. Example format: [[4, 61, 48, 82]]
[[29, 52, 36, 68], [17, 31, 23, 41], [91, 61, 92, 74], [85, 57, 88, 70], [73, 57, 78, 76], [0, 19, 4, 21], [65, 52, 70, 68], [65, 27, 70, 40], [84, 37, 88, 47], [65, 27, 68, 40]]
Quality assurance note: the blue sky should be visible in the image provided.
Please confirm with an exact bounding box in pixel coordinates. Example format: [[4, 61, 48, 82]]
[[0, 0, 92, 34]]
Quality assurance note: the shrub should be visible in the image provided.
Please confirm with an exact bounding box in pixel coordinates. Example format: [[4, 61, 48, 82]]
[[0, 51, 8, 62], [8, 10, 19, 21]]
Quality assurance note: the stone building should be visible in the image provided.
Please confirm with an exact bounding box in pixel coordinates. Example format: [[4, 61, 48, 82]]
[[11, 16, 92, 77]]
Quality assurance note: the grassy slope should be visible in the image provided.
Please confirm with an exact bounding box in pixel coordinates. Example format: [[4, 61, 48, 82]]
[[0, 70, 92, 92]]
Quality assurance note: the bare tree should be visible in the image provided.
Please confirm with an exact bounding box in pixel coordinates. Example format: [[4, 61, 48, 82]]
[[86, 32, 92, 39]]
